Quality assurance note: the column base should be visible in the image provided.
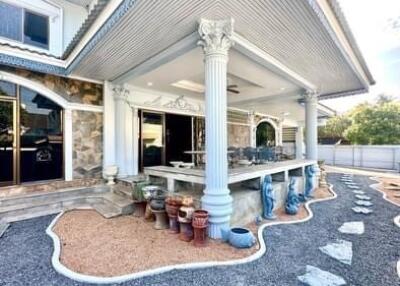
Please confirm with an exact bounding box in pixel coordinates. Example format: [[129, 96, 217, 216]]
[[201, 190, 233, 239]]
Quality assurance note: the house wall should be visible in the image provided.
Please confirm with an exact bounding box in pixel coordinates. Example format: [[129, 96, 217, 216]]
[[228, 123, 250, 147], [72, 110, 103, 178], [0, 66, 104, 182], [318, 145, 400, 171]]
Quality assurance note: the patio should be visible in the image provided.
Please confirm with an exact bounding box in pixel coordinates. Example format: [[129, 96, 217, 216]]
[[0, 172, 398, 285]]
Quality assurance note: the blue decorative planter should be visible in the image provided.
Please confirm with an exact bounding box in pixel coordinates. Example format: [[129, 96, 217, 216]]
[[228, 227, 256, 249]]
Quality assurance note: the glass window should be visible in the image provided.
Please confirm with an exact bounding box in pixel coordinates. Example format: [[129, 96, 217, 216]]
[[0, 1, 23, 42], [20, 87, 63, 182], [24, 10, 49, 49], [0, 80, 16, 97]]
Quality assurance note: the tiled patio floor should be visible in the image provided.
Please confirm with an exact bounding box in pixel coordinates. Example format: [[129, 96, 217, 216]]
[[0, 173, 398, 286]]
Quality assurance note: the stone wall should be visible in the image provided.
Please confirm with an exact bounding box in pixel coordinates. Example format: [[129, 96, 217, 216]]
[[228, 123, 250, 147], [0, 65, 103, 105], [72, 111, 103, 178]]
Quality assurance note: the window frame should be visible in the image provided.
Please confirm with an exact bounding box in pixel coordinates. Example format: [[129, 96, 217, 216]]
[[22, 8, 50, 50]]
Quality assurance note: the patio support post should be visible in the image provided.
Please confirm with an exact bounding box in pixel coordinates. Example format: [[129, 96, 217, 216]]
[[304, 91, 318, 160], [198, 18, 234, 239], [295, 125, 304, 159], [249, 111, 256, 148], [113, 85, 130, 177]]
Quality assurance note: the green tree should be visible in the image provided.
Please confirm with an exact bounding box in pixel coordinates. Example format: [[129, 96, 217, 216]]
[[344, 99, 400, 144], [318, 115, 351, 142]]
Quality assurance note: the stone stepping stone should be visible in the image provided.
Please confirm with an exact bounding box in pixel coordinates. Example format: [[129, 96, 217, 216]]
[[319, 240, 353, 265], [338, 221, 364, 235], [352, 206, 373, 214], [341, 178, 353, 182], [345, 182, 357, 185], [353, 190, 365, 194], [355, 200, 373, 207], [298, 265, 346, 286], [0, 223, 10, 238], [355, 195, 371, 200], [348, 185, 360, 189]]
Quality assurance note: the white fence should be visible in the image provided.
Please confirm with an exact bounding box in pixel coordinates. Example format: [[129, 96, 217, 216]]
[[318, 145, 400, 171]]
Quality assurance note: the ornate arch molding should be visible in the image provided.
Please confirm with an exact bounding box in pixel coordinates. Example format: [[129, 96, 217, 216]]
[[0, 71, 103, 112], [255, 117, 281, 146]]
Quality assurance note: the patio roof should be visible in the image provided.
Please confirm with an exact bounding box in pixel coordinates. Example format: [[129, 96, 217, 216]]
[[65, 0, 374, 100]]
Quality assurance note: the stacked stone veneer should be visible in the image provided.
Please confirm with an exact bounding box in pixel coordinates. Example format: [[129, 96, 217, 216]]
[[0, 66, 103, 105], [73, 111, 103, 178], [228, 124, 250, 148]]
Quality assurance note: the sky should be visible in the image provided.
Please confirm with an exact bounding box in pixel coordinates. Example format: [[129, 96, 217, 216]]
[[321, 0, 400, 113]]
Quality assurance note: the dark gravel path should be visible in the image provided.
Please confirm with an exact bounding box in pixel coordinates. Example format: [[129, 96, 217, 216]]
[[0, 173, 399, 286]]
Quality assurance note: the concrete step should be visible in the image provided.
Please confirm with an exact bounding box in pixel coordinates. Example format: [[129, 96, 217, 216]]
[[0, 185, 108, 207], [103, 193, 134, 215], [0, 185, 133, 222], [112, 185, 133, 200], [91, 202, 122, 219]]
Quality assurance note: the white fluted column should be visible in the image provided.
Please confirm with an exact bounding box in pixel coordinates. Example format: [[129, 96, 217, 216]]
[[113, 86, 130, 177], [249, 111, 256, 148], [103, 81, 116, 174], [304, 91, 318, 160], [295, 125, 304, 159], [132, 107, 139, 175], [198, 18, 234, 239]]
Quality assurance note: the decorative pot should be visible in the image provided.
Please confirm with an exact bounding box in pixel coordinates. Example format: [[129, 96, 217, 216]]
[[132, 201, 147, 217], [192, 210, 208, 228], [168, 216, 180, 233], [192, 210, 208, 247], [179, 221, 193, 242], [178, 205, 195, 223], [227, 227, 256, 249], [103, 165, 118, 185], [150, 197, 165, 210]]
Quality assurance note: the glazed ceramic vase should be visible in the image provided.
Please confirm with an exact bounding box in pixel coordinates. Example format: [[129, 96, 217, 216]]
[[192, 210, 209, 247], [222, 227, 256, 248]]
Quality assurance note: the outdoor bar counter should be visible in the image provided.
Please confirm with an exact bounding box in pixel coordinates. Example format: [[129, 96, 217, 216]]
[[144, 159, 316, 192]]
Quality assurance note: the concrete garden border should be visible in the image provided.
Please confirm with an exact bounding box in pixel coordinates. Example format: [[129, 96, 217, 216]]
[[368, 177, 400, 278], [46, 185, 337, 284]]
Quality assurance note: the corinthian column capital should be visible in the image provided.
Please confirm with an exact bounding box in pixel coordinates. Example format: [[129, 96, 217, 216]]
[[113, 85, 130, 102], [303, 90, 319, 103], [198, 18, 234, 56]]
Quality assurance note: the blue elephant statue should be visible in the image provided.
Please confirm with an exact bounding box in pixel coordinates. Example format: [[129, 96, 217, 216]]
[[285, 177, 300, 215], [304, 165, 317, 199], [261, 175, 276, 219]]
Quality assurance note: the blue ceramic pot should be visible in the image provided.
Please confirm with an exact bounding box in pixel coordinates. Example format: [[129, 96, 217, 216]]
[[228, 227, 256, 248]]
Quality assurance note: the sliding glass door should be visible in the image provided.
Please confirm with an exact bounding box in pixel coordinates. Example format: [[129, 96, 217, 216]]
[[140, 111, 165, 169], [0, 100, 16, 186], [0, 80, 64, 186]]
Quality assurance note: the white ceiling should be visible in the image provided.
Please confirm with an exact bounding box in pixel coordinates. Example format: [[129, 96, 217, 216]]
[[130, 48, 301, 103], [71, 0, 369, 97]]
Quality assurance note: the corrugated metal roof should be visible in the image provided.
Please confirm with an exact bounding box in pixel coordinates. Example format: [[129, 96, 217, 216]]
[[62, 0, 109, 59], [69, 0, 369, 97]]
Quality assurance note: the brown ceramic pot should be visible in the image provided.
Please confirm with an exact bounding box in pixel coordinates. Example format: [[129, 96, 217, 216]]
[[193, 226, 208, 247], [192, 210, 208, 228]]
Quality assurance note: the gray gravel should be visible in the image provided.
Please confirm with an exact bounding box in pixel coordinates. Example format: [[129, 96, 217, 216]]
[[0, 174, 399, 286]]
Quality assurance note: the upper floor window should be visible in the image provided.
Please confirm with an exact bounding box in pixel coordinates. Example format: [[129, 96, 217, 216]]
[[0, 1, 49, 50]]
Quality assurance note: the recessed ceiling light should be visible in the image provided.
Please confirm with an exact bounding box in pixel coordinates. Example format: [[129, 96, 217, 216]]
[[171, 80, 205, 93], [147, 82, 153, 86], [280, 87, 286, 91]]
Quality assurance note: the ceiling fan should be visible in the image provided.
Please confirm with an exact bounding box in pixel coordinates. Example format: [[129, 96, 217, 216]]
[[227, 84, 240, 94]]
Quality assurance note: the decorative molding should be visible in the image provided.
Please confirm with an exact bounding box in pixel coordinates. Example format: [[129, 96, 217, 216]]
[[198, 18, 235, 56], [163, 95, 202, 113], [303, 90, 319, 103], [0, 71, 103, 112], [112, 85, 130, 102], [0, 53, 66, 76]]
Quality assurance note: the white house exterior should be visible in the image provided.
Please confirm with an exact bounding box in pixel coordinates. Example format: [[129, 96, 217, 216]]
[[0, 0, 374, 237]]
